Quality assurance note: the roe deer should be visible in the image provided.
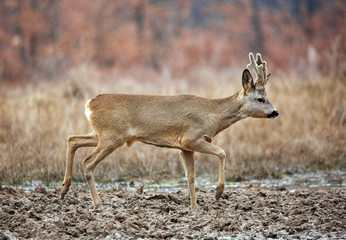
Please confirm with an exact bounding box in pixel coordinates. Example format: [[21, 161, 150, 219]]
[[61, 53, 278, 210]]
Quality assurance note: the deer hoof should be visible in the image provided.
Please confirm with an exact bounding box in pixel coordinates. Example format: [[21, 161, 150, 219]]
[[190, 203, 198, 210], [93, 202, 102, 209], [215, 184, 224, 200], [61, 190, 66, 200]]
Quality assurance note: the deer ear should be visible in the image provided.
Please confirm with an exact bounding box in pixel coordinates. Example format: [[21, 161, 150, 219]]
[[242, 69, 255, 93]]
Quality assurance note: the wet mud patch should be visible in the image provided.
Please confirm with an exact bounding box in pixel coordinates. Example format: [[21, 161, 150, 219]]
[[0, 185, 345, 239]]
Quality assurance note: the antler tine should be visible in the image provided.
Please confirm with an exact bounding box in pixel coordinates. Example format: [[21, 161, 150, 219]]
[[256, 53, 264, 65], [262, 61, 269, 85], [247, 53, 260, 76], [257, 53, 268, 86], [259, 54, 270, 85]]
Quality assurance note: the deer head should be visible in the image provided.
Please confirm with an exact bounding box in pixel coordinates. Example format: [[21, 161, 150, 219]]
[[241, 53, 279, 118]]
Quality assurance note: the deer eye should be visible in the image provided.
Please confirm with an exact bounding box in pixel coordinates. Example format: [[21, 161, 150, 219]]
[[257, 98, 265, 103]]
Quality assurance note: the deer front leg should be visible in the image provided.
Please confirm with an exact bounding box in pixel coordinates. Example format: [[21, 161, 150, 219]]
[[180, 150, 197, 210], [188, 138, 226, 200]]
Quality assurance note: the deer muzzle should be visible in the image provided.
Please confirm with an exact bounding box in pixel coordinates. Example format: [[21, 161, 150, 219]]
[[267, 110, 279, 118]]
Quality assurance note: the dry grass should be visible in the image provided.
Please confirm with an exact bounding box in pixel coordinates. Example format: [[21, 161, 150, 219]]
[[0, 65, 345, 185]]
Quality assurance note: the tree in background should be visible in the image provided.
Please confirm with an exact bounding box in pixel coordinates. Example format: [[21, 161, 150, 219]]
[[0, 0, 345, 83]]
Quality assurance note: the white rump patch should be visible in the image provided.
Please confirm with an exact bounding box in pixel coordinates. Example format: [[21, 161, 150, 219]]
[[85, 99, 92, 121]]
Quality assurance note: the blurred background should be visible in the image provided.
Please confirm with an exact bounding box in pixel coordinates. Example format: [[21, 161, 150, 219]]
[[0, 0, 345, 81], [0, 0, 345, 187]]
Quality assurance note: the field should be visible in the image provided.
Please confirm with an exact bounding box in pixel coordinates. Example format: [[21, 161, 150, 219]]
[[0, 66, 345, 239], [0, 66, 345, 185], [1, 186, 345, 239]]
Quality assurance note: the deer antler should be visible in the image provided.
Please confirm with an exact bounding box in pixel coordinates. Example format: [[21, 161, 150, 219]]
[[247, 53, 270, 86]]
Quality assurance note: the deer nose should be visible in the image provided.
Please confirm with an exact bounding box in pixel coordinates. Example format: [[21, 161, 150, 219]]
[[267, 110, 279, 118]]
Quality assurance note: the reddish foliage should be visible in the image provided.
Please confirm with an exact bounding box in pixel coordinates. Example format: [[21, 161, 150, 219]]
[[0, 0, 345, 82]]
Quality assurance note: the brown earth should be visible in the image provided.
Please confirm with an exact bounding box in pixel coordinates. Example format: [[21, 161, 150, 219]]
[[0, 185, 345, 239]]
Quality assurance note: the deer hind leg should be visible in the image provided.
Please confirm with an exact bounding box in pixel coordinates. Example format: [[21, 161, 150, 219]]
[[82, 138, 125, 209], [61, 134, 98, 200], [180, 150, 197, 210], [189, 138, 226, 200]]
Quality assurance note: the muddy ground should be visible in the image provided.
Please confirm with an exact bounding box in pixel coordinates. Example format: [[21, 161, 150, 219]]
[[0, 185, 345, 239]]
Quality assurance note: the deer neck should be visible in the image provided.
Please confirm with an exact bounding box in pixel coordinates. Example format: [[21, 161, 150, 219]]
[[213, 91, 246, 135]]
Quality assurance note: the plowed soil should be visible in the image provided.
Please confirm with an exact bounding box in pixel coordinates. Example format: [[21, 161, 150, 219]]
[[0, 185, 345, 239]]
